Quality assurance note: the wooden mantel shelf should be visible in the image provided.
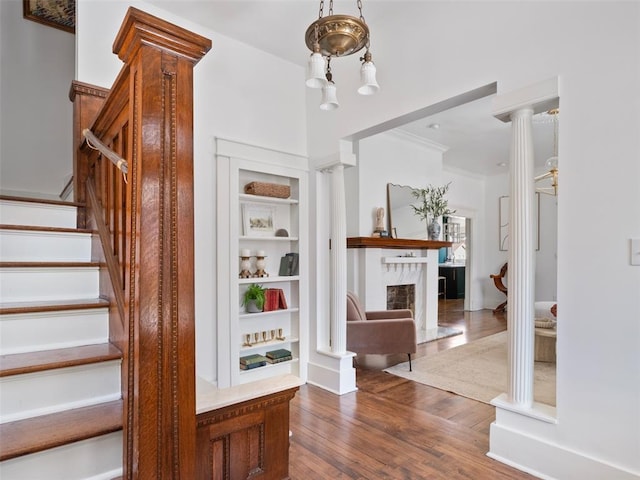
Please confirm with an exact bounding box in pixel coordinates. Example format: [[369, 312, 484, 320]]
[[346, 237, 452, 250]]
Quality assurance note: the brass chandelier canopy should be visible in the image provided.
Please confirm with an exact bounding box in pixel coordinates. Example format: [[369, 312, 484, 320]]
[[304, 14, 369, 57], [305, 0, 379, 110]]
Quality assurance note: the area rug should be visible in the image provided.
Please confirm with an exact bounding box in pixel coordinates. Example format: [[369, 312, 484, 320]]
[[384, 331, 556, 406], [416, 326, 463, 345]]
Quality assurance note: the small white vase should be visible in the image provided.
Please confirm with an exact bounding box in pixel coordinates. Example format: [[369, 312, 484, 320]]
[[427, 219, 441, 240]]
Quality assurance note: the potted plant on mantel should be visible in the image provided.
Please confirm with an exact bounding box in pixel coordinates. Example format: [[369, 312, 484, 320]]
[[411, 182, 455, 241], [242, 283, 266, 313]]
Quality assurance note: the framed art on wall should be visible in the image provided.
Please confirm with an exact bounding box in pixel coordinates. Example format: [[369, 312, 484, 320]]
[[23, 0, 75, 34]]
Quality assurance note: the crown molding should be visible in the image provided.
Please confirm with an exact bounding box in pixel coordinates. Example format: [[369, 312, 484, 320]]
[[384, 129, 450, 153]]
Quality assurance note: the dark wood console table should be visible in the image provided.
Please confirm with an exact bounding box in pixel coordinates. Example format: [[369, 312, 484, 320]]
[[346, 237, 452, 250]]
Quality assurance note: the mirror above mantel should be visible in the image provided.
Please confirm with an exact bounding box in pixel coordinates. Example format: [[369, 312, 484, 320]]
[[386, 183, 426, 239]]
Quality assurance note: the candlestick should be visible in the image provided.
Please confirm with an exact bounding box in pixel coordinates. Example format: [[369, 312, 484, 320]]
[[254, 251, 268, 277]]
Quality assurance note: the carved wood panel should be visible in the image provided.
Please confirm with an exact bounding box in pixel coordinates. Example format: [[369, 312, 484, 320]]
[[196, 388, 298, 480]]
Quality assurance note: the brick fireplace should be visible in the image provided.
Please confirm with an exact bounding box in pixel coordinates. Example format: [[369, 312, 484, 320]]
[[387, 284, 415, 315]]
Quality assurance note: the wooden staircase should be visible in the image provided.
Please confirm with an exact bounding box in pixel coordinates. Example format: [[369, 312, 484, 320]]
[[0, 7, 211, 477], [0, 196, 123, 479]]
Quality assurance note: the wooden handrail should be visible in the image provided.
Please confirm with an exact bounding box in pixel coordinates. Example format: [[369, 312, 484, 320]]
[[82, 128, 128, 175]]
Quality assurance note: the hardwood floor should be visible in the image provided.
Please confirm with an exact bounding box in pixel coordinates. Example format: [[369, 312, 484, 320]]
[[288, 299, 536, 479]]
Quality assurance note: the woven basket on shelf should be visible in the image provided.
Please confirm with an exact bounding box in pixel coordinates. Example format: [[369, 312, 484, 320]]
[[244, 182, 290, 199]]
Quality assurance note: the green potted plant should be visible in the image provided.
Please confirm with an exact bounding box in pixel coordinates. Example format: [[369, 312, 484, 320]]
[[411, 182, 455, 240], [242, 283, 266, 313]]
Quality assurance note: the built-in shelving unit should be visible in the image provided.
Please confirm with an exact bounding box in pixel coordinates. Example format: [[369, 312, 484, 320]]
[[216, 138, 308, 388]]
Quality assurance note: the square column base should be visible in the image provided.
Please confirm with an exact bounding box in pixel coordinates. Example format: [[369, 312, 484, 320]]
[[307, 350, 357, 395]]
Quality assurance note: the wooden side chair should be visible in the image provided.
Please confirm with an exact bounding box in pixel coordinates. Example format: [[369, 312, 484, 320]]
[[490, 262, 508, 313]]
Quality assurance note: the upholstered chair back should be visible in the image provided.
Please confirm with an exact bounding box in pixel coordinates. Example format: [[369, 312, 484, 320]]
[[346, 291, 367, 321]]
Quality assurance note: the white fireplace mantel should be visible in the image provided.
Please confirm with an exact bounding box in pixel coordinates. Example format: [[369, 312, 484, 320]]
[[347, 237, 451, 341]]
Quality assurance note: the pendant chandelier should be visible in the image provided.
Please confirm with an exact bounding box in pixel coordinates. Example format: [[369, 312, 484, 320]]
[[535, 108, 559, 196], [305, 0, 379, 110]]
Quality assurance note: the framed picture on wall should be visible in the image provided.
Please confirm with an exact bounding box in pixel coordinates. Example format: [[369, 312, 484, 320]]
[[23, 0, 75, 33], [499, 192, 540, 251], [242, 204, 276, 237]]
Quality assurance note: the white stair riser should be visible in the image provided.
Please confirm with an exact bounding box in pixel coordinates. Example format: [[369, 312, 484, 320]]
[[0, 201, 77, 229], [0, 230, 92, 262], [0, 267, 99, 302], [0, 431, 122, 480], [0, 309, 109, 355], [0, 361, 121, 423]]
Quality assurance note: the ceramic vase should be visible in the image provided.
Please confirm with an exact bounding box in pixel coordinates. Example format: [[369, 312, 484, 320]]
[[427, 219, 441, 240], [245, 299, 262, 313]]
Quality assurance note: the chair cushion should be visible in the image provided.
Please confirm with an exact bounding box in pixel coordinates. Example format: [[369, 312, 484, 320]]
[[347, 319, 417, 354]]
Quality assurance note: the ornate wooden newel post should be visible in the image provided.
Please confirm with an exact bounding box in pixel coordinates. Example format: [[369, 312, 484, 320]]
[[113, 9, 211, 478]]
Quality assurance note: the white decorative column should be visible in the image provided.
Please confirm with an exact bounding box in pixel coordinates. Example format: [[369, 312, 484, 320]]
[[307, 151, 357, 395], [491, 78, 559, 413], [330, 164, 347, 354], [489, 77, 559, 424], [488, 77, 559, 476], [507, 107, 536, 408]]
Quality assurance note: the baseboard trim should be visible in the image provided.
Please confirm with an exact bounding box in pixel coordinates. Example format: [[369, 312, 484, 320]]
[[489, 422, 640, 480], [486, 451, 554, 480]]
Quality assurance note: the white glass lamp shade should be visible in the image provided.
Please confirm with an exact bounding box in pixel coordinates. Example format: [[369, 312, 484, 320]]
[[357, 60, 379, 95], [320, 81, 339, 110], [306, 52, 327, 88]]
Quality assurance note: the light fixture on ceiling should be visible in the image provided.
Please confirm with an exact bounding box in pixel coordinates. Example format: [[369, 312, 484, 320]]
[[535, 108, 559, 196], [305, 0, 379, 110]]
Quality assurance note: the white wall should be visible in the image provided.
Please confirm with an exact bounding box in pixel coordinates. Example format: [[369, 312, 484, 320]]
[[77, 1, 307, 384], [0, 0, 75, 198], [347, 132, 442, 238], [308, 2, 640, 477], [482, 172, 558, 309], [535, 191, 558, 301]]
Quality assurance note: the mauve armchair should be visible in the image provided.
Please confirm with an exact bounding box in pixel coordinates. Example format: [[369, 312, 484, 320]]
[[346, 291, 417, 371]]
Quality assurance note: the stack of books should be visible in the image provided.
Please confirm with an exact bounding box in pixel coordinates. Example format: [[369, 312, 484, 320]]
[[239, 353, 267, 370], [263, 288, 288, 311], [278, 252, 299, 276], [265, 349, 292, 364]]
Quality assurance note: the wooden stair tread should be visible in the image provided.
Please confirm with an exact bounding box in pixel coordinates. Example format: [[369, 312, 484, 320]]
[[0, 224, 93, 234], [0, 399, 122, 461], [0, 194, 84, 208], [0, 343, 122, 377], [0, 298, 109, 315], [0, 261, 102, 268]]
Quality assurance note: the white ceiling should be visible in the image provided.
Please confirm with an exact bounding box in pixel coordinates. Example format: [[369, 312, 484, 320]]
[[395, 95, 558, 176], [149, 0, 557, 176]]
